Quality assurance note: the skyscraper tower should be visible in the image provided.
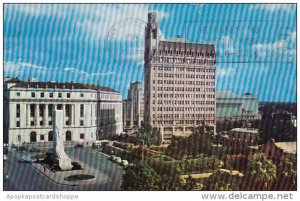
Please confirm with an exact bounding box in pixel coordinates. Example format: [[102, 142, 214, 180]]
[[144, 12, 216, 141]]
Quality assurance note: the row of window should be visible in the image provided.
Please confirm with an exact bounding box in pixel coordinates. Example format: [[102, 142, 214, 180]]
[[153, 66, 215, 73], [153, 100, 215, 105], [153, 93, 214, 98], [153, 120, 215, 125], [154, 114, 215, 118], [25, 92, 82, 98], [154, 106, 215, 112], [153, 49, 215, 57], [16, 118, 90, 128], [154, 78, 215, 85]]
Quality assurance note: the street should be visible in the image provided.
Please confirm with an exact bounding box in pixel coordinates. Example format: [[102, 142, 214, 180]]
[[3, 147, 124, 191]]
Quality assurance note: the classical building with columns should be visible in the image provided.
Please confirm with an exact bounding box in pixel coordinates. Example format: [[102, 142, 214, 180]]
[[123, 81, 144, 129], [144, 12, 216, 141], [3, 78, 123, 145]]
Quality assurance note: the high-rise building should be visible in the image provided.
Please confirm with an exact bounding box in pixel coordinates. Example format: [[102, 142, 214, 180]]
[[123, 81, 144, 129], [144, 12, 216, 141]]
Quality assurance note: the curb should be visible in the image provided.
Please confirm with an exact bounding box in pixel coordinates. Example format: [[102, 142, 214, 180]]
[[29, 163, 79, 187]]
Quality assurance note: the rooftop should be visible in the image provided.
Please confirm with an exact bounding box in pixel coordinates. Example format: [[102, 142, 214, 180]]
[[8, 79, 119, 93], [158, 40, 215, 52], [231, 128, 259, 134], [275, 142, 296, 154]]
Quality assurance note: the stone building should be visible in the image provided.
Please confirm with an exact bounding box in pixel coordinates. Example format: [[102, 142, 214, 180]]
[[144, 12, 216, 141], [3, 78, 123, 145], [216, 91, 260, 122]]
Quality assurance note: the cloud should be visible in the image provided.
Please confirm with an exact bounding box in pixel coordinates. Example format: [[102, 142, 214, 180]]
[[217, 67, 234, 77], [6, 4, 168, 65], [252, 40, 287, 51], [250, 4, 296, 13]]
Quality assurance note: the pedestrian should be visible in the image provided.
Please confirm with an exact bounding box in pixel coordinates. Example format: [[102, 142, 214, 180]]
[[44, 166, 46, 173]]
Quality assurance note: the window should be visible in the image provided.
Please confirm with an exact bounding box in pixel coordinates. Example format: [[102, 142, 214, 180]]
[[50, 93, 53, 98], [31, 121, 34, 126], [16, 121, 20, 127], [40, 135, 45, 141], [58, 93, 62, 98], [40, 121, 43, 126], [80, 133, 84, 139], [80, 104, 84, 117], [41, 92, 44, 98], [39, 104, 44, 117], [67, 93, 70, 98], [31, 92, 35, 98], [17, 92, 20, 96], [30, 104, 35, 117], [80, 120, 84, 126], [49, 121, 52, 126], [80, 93, 84, 98], [16, 104, 20, 118]]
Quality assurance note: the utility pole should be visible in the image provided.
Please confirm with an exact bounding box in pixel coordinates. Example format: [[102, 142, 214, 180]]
[[141, 139, 144, 162]]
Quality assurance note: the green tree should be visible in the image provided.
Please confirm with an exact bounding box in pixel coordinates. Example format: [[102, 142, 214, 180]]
[[205, 170, 242, 191], [121, 162, 160, 190], [136, 123, 162, 147], [183, 175, 197, 190], [248, 153, 277, 190]]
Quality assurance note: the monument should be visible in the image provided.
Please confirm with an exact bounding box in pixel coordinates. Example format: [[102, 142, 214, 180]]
[[52, 109, 73, 170]]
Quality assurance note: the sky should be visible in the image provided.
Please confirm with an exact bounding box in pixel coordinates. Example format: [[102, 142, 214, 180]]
[[3, 4, 296, 102]]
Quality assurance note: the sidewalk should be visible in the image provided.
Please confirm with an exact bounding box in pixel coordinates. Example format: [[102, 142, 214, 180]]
[[29, 153, 111, 187]]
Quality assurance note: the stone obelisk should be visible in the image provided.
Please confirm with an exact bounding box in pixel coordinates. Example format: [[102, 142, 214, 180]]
[[52, 109, 73, 170]]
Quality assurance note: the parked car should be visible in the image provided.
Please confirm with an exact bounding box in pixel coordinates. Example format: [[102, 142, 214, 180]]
[[15, 145, 26, 152], [121, 160, 129, 167], [92, 141, 101, 148], [4, 174, 8, 181], [4, 147, 8, 155], [29, 148, 41, 153], [74, 144, 84, 148], [4, 154, 7, 161], [114, 157, 122, 164], [109, 155, 116, 161], [18, 153, 34, 163]]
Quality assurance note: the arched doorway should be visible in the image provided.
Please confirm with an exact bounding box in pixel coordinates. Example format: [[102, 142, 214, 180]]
[[48, 131, 53, 141], [30, 132, 37, 142], [66, 131, 72, 141]]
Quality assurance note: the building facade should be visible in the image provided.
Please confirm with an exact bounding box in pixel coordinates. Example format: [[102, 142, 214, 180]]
[[216, 91, 260, 122], [144, 13, 216, 141], [3, 78, 123, 145], [123, 81, 144, 129]]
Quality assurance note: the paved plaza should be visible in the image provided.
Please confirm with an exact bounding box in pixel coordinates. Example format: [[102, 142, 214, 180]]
[[4, 146, 124, 190]]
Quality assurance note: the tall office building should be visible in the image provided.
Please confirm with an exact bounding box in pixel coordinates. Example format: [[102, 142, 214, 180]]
[[144, 12, 216, 141], [123, 81, 144, 129]]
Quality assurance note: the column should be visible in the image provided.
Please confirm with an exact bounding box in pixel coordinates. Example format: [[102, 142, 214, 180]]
[[69, 104, 73, 125], [130, 100, 134, 128], [44, 104, 48, 126], [35, 104, 39, 126], [63, 104, 66, 126], [27, 104, 30, 126]]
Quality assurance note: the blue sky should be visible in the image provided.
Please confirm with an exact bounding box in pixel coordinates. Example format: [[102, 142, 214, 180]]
[[4, 4, 296, 102]]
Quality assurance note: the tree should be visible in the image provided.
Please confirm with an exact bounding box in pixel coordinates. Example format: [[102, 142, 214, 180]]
[[121, 161, 186, 190], [248, 153, 277, 190], [205, 170, 242, 191], [136, 123, 162, 147], [121, 162, 160, 190], [183, 175, 197, 190]]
